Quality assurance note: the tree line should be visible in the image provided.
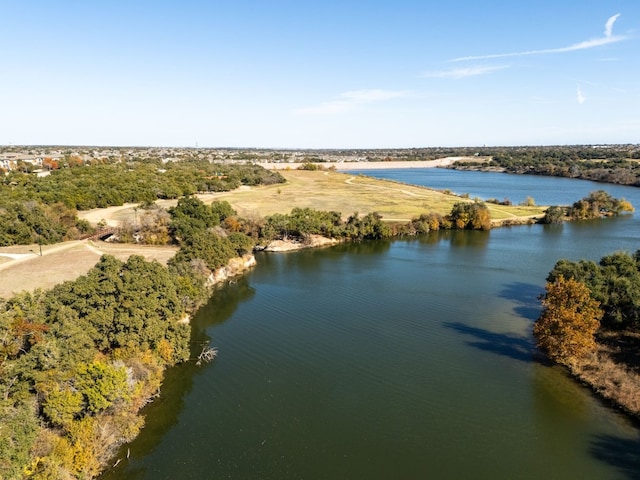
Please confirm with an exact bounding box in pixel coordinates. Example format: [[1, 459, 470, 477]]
[[453, 145, 640, 186], [0, 159, 285, 246], [255, 190, 632, 243]]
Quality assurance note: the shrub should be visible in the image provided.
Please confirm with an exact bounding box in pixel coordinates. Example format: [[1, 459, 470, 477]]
[[541, 206, 566, 224]]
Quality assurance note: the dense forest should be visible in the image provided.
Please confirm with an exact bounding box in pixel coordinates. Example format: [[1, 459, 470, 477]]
[[0, 256, 197, 478]]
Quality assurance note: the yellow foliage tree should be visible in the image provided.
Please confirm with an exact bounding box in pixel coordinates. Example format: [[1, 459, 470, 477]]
[[533, 275, 603, 366]]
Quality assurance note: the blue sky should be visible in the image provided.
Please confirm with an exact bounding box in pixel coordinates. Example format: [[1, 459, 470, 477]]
[[1, 1, 638, 148]]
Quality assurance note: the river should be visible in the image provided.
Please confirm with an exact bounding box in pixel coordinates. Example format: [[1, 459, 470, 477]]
[[102, 169, 640, 479]]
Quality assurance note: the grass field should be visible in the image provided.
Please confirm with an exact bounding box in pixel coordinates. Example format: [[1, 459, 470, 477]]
[[78, 170, 546, 228], [211, 170, 546, 222]]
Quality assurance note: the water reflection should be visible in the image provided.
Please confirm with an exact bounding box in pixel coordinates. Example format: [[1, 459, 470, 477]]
[[100, 278, 256, 480], [447, 229, 490, 249], [98, 361, 197, 479], [498, 282, 543, 321], [443, 321, 537, 363], [331, 238, 393, 256], [193, 277, 256, 331], [590, 433, 640, 479]]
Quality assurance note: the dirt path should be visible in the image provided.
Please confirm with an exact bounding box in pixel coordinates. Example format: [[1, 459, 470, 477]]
[[79, 204, 136, 227], [0, 240, 85, 272], [0, 240, 177, 299]]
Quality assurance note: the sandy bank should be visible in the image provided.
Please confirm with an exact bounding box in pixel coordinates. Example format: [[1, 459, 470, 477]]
[[256, 235, 340, 252], [257, 158, 462, 171]]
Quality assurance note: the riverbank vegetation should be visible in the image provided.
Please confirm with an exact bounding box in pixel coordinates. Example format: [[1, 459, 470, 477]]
[[2, 163, 547, 248], [256, 190, 632, 244], [534, 250, 640, 417], [0, 197, 257, 478], [451, 145, 640, 186], [0, 256, 198, 478], [540, 190, 634, 224]]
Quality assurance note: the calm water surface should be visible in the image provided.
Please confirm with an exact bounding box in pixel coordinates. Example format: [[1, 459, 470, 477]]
[[103, 170, 640, 479]]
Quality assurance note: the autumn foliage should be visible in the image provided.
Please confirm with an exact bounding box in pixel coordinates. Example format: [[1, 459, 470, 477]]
[[533, 275, 603, 366]]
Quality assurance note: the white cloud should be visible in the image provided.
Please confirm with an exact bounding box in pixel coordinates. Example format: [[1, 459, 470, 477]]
[[451, 14, 626, 62], [577, 84, 586, 104], [295, 89, 411, 115], [423, 65, 507, 79], [604, 13, 620, 38]]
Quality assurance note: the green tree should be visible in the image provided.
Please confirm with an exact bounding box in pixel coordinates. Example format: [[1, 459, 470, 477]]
[[569, 190, 634, 219], [171, 231, 237, 271], [210, 200, 236, 224], [0, 399, 40, 479], [548, 251, 640, 330], [169, 196, 220, 241], [541, 205, 565, 224], [448, 202, 491, 230], [227, 232, 255, 255], [42, 387, 84, 428], [74, 361, 129, 414]]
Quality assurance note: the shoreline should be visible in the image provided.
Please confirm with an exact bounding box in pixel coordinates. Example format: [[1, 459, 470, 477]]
[[256, 158, 459, 171]]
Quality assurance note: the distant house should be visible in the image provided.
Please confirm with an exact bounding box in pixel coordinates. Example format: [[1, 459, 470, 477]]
[[0, 159, 17, 171]]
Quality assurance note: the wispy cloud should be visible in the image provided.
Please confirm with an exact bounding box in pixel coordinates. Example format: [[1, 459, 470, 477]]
[[451, 14, 626, 62], [423, 65, 508, 79], [604, 14, 620, 38], [576, 84, 586, 104], [295, 89, 411, 115]]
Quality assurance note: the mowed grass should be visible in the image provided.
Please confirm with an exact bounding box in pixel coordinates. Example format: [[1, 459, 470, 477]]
[[211, 170, 547, 222]]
